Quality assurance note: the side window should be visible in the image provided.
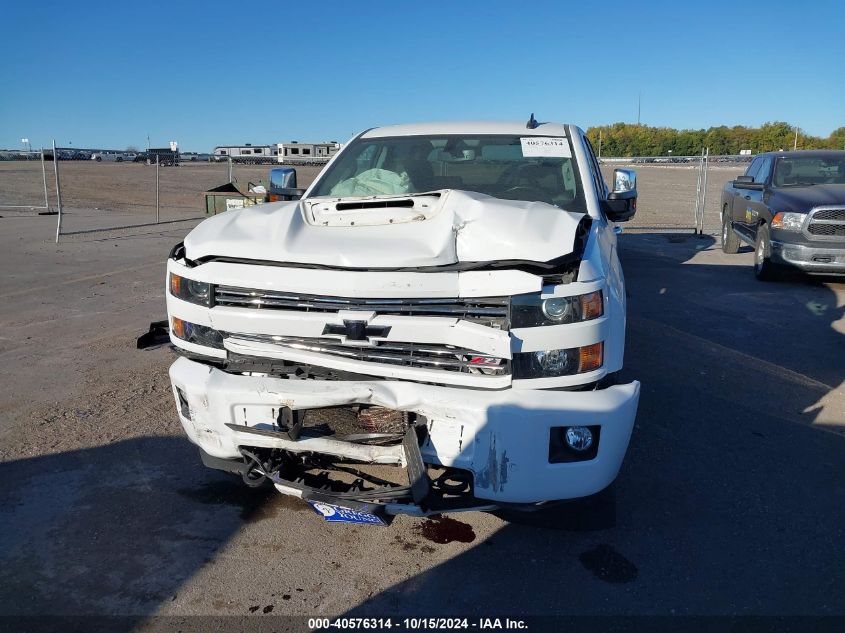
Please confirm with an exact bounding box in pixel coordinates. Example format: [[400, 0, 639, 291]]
[[745, 157, 762, 181], [754, 156, 772, 184]]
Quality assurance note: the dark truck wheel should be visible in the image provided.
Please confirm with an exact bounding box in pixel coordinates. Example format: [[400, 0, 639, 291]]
[[721, 207, 740, 254], [754, 223, 779, 281]]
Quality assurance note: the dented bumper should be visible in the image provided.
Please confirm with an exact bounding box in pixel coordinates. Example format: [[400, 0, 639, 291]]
[[170, 356, 639, 505]]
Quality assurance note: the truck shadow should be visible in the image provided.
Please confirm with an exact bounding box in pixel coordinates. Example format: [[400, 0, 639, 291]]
[[341, 231, 845, 616], [0, 436, 282, 623]]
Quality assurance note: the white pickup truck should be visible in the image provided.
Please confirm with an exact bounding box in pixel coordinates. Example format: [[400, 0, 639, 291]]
[[166, 120, 640, 524]]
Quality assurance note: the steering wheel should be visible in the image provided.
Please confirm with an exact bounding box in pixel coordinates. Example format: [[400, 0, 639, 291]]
[[499, 184, 550, 202]]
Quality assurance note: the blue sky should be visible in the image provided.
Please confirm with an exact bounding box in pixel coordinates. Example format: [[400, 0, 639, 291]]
[[2, 0, 843, 151]]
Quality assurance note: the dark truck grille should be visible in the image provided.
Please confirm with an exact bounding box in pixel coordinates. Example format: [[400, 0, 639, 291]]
[[214, 286, 510, 328], [811, 208, 845, 221], [227, 333, 509, 377], [807, 207, 845, 240]]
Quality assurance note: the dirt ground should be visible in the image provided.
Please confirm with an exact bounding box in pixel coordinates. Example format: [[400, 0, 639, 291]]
[[0, 160, 739, 234], [0, 162, 842, 628]]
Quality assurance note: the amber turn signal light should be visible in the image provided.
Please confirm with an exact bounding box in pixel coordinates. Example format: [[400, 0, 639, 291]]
[[169, 273, 182, 296], [171, 317, 186, 340], [579, 342, 604, 373], [580, 291, 604, 320]]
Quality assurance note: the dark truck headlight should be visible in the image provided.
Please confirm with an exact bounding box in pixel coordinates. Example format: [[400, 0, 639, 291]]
[[513, 343, 603, 378], [171, 317, 224, 349], [169, 273, 211, 306], [511, 290, 603, 328]]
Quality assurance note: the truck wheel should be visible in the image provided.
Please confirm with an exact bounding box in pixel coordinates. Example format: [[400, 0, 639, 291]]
[[754, 223, 779, 281], [721, 206, 740, 254]]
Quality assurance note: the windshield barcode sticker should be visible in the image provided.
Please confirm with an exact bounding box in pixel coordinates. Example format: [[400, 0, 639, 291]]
[[520, 137, 571, 158]]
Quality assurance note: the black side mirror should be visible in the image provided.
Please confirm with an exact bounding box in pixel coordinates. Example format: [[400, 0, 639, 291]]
[[603, 168, 637, 222], [733, 175, 763, 190]]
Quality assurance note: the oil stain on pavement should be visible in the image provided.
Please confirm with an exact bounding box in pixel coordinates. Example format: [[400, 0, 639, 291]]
[[415, 515, 476, 544], [578, 544, 638, 583]]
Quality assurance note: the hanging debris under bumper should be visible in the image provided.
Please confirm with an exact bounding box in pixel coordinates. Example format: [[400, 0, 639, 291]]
[[170, 356, 640, 511]]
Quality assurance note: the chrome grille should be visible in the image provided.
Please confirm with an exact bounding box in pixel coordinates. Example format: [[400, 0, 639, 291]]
[[227, 333, 509, 376], [806, 207, 845, 241], [214, 286, 510, 328]]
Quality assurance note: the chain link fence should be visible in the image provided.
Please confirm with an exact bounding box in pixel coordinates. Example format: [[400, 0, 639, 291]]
[[601, 156, 746, 234], [1, 150, 745, 241], [0, 149, 52, 214]]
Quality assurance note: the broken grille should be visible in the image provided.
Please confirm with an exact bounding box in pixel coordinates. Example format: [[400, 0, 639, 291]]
[[214, 286, 509, 329], [806, 207, 845, 241], [227, 333, 509, 376]]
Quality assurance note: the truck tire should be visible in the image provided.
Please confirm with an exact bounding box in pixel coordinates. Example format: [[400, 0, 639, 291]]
[[721, 206, 740, 254], [754, 223, 779, 281]]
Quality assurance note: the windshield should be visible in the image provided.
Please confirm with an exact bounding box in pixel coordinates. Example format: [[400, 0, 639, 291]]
[[309, 134, 587, 212], [772, 156, 845, 187]]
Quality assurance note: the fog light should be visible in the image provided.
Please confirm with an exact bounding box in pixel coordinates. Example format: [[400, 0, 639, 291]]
[[565, 426, 593, 452]]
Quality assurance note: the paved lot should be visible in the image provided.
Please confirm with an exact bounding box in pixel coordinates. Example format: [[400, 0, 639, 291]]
[[0, 167, 842, 627]]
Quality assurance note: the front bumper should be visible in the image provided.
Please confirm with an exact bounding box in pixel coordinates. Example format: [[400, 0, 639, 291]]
[[770, 240, 845, 274], [169, 356, 640, 506]]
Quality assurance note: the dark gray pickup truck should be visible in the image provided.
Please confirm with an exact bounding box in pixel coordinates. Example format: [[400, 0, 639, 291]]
[[721, 150, 845, 280]]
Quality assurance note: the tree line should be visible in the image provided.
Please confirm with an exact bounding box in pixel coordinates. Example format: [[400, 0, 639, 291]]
[[585, 122, 845, 157]]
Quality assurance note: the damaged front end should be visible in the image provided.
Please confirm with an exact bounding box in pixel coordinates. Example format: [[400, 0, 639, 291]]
[[170, 356, 640, 521], [232, 407, 487, 524]]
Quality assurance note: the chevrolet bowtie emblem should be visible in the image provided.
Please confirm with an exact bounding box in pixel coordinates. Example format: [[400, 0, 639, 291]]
[[322, 320, 391, 342]]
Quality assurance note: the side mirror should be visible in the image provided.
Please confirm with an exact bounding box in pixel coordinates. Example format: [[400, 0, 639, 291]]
[[733, 175, 763, 190], [268, 167, 305, 201], [603, 168, 637, 222]]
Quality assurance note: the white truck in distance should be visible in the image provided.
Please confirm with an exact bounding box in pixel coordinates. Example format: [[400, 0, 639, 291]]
[[166, 120, 640, 524]]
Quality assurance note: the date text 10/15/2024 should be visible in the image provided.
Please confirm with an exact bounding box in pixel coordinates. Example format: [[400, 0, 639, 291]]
[[308, 618, 529, 630]]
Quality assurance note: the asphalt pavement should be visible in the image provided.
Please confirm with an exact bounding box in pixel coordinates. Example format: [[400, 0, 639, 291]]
[[0, 222, 842, 630]]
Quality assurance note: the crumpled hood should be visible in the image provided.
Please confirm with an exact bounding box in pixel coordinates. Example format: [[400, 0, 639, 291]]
[[183, 189, 585, 268]]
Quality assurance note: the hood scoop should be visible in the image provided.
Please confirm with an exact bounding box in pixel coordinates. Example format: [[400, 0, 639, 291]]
[[303, 193, 444, 227]]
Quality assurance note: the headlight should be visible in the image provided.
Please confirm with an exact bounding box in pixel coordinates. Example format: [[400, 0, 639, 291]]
[[511, 291, 603, 328], [513, 342, 603, 378], [171, 317, 224, 349], [771, 212, 805, 231], [169, 273, 211, 306]]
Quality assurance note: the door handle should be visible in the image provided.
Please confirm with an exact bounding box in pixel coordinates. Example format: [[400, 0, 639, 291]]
[[744, 195, 751, 200]]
